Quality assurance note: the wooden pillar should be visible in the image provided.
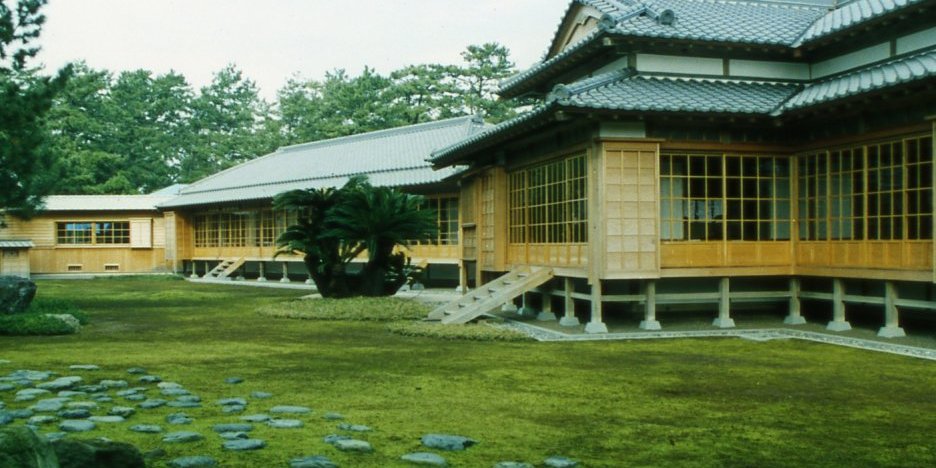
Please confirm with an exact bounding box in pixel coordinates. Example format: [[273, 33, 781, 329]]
[[457, 261, 468, 294], [826, 278, 851, 331], [712, 277, 735, 328], [559, 277, 580, 327], [639, 280, 661, 330], [518, 291, 537, 318], [280, 262, 290, 283], [585, 280, 608, 334], [784, 277, 806, 325], [878, 281, 906, 338], [257, 262, 267, 282], [189, 261, 199, 279]]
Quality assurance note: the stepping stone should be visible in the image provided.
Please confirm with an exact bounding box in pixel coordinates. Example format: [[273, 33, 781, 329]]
[[0, 413, 13, 425], [158, 382, 183, 389], [129, 424, 163, 433], [161, 388, 191, 397], [139, 399, 168, 409], [98, 379, 128, 389], [224, 377, 244, 384], [240, 414, 270, 423], [57, 409, 91, 419], [109, 406, 136, 417], [217, 397, 247, 406], [421, 434, 477, 451], [126, 367, 147, 375], [31, 398, 69, 412], [219, 431, 249, 440], [76, 384, 106, 393], [322, 412, 344, 421], [290, 455, 338, 468], [60, 419, 95, 432], [15, 388, 50, 401], [8, 409, 33, 419], [333, 439, 373, 453], [270, 405, 311, 414], [223, 439, 266, 451], [268, 419, 303, 429], [544, 456, 578, 468], [138, 375, 161, 383], [91, 395, 113, 403], [44, 432, 66, 442], [116, 389, 141, 397], [162, 431, 204, 443], [166, 413, 193, 425], [250, 391, 272, 399], [177, 395, 201, 403], [8, 370, 52, 381], [69, 365, 100, 371], [338, 423, 371, 432], [57, 391, 87, 398], [28, 415, 57, 425], [0, 384, 14, 391], [221, 405, 245, 414], [125, 394, 146, 402], [89, 415, 125, 423], [323, 434, 351, 445], [494, 463, 533, 468], [167, 401, 201, 408], [168, 456, 217, 468], [37, 376, 83, 390], [401, 452, 448, 466], [212, 423, 253, 433]]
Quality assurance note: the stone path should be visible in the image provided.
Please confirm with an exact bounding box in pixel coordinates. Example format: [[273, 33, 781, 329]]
[[498, 321, 936, 361]]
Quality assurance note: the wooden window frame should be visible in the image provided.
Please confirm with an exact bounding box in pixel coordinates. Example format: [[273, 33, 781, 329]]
[[508, 153, 588, 245], [56, 221, 131, 246]]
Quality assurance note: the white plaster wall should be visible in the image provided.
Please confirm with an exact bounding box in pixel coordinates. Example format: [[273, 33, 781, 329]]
[[636, 54, 723, 76], [591, 56, 630, 76], [729, 59, 810, 80], [896, 26, 936, 55], [811, 42, 890, 78], [600, 121, 647, 139]]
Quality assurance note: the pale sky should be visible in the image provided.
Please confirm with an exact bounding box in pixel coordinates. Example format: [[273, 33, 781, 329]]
[[36, 0, 571, 99]]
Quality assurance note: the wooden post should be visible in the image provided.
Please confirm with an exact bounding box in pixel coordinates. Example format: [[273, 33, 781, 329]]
[[518, 291, 537, 318], [457, 261, 468, 294], [585, 280, 608, 334], [826, 278, 851, 331], [538, 289, 556, 321], [559, 277, 580, 327], [712, 277, 735, 328], [784, 277, 806, 325], [257, 262, 267, 282], [639, 280, 661, 330], [189, 261, 199, 279], [280, 262, 290, 283], [878, 281, 906, 338]]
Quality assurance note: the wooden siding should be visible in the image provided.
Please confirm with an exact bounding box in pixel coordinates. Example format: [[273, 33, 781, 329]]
[[602, 141, 660, 277], [0, 249, 31, 277], [479, 167, 508, 271]]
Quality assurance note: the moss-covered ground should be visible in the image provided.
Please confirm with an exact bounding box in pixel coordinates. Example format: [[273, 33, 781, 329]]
[[1, 277, 935, 467]]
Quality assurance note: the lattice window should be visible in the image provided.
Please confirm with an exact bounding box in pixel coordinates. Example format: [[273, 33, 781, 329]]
[[56, 221, 131, 245], [412, 197, 459, 245], [56, 222, 93, 245], [95, 221, 130, 244], [905, 137, 933, 240], [255, 209, 276, 247], [661, 153, 791, 241], [508, 153, 587, 244]]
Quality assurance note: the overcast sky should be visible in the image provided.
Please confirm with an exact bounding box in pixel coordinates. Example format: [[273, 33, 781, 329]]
[[36, 0, 571, 99]]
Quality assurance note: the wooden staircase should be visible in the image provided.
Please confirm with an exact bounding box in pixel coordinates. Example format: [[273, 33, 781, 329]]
[[205, 257, 246, 280], [427, 266, 554, 325]]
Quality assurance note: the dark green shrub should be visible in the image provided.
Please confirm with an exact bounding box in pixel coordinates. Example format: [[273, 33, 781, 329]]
[[0, 313, 77, 335], [28, 297, 88, 324]]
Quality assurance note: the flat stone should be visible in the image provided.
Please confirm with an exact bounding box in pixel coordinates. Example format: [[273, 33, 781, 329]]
[[338, 423, 371, 432], [0, 383, 14, 391], [240, 413, 270, 423], [98, 379, 128, 389], [162, 431, 203, 443], [37, 376, 83, 391], [168, 455, 217, 468], [224, 377, 244, 384], [494, 463, 534, 468], [66, 401, 97, 410], [76, 384, 106, 393], [323, 434, 351, 445], [333, 439, 373, 453], [8, 370, 52, 381], [221, 405, 245, 414], [421, 434, 476, 451], [89, 415, 125, 423], [270, 405, 311, 414], [91, 395, 113, 403], [44, 432, 67, 442], [116, 389, 141, 397], [544, 456, 578, 468], [267, 419, 303, 429], [28, 415, 57, 425], [0, 412, 13, 425], [57, 391, 87, 398], [249, 391, 272, 399], [218, 431, 249, 440], [57, 409, 91, 419], [60, 419, 95, 432], [157, 382, 183, 389], [166, 413, 193, 425], [217, 397, 247, 406], [126, 367, 147, 375], [322, 412, 344, 421], [161, 388, 191, 397], [129, 424, 163, 433], [401, 452, 448, 466], [8, 409, 33, 419], [31, 398, 69, 412], [138, 375, 161, 383], [212, 423, 253, 433], [109, 406, 136, 417], [176, 395, 201, 403], [125, 394, 146, 402], [15, 388, 51, 401], [167, 401, 201, 408], [223, 438, 265, 451], [69, 365, 100, 371], [290, 455, 339, 468], [139, 399, 168, 409]]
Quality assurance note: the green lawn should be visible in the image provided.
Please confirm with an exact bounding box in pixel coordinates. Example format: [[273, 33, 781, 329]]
[[2, 278, 935, 467]]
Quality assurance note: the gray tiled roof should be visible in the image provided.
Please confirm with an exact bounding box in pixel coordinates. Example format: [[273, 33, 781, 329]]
[[778, 49, 936, 112], [795, 0, 927, 46], [0, 240, 35, 249], [43, 195, 171, 211], [161, 116, 485, 208]]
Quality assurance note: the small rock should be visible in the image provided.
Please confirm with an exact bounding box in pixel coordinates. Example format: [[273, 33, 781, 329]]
[[167, 401, 201, 408], [138, 375, 161, 384], [250, 391, 272, 399], [57, 408, 91, 419], [69, 365, 100, 371], [8, 409, 33, 419], [161, 388, 190, 397], [157, 382, 183, 389], [544, 456, 578, 468], [322, 412, 344, 421], [43, 432, 67, 442], [217, 397, 247, 406], [401, 452, 448, 466], [115, 389, 141, 397], [166, 413, 193, 425], [89, 415, 125, 423], [224, 377, 244, 384], [162, 431, 204, 443], [323, 434, 351, 445], [76, 384, 106, 393], [57, 391, 87, 398], [15, 388, 50, 401], [168, 455, 217, 468], [270, 405, 311, 414], [60, 419, 95, 432], [212, 423, 253, 433], [494, 463, 534, 468], [109, 406, 136, 417], [126, 367, 147, 375], [8, 369, 51, 381], [125, 394, 146, 402], [221, 405, 245, 414], [37, 376, 83, 391], [129, 424, 163, 433], [98, 379, 128, 389], [290, 455, 338, 468], [0, 412, 13, 425], [240, 413, 270, 423], [91, 394, 113, 403], [0, 383, 14, 391], [218, 431, 249, 440], [31, 398, 69, 412], [143, 448, 167, 460], [176, 395, 201, 403], [139, 399, 168, 409], [28, 415, 57, 425], [421, 434, 477, 451], [338, 423, 371, 432], [333, 439, 373, 453], [223, 438, 266, 451], [65, 401, 97, 410], [268, 419, 303, 429]]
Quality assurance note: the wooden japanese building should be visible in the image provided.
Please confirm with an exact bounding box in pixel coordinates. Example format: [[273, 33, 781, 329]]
[[428, 0, 936, 337]]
